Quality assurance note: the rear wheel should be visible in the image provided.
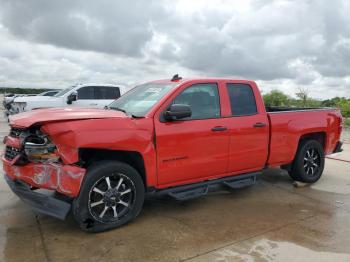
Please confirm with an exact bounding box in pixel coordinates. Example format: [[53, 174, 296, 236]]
[[288, 140, 325, 183], [73, 161, 145, 232]]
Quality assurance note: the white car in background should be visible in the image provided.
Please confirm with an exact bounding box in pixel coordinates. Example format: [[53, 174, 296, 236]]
[[37, 90, 60, 96], [3, 91, 57, 112], [9, 83, 129, 114]]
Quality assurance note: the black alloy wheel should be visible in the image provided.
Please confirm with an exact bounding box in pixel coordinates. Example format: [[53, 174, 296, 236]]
[[303, 148, 321, 177], [88, 174, 135, 223], [73, 161, 145, 232], [289, 140, 325, 183]]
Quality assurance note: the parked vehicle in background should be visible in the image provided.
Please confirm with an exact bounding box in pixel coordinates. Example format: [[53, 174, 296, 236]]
[[3, 93, 16, 110], [3, 93, 36, 111], [2, 76, 343, 232], [8, 83, 129, 114], [37, 90, 60, 96], [3, 90, 67, 112]]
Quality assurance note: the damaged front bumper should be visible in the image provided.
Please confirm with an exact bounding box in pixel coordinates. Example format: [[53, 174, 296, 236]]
[[2, 125, 87, 220], [3, 157, 86, 219], [3, 157, 86, 197], [4, 174, 71, 220]]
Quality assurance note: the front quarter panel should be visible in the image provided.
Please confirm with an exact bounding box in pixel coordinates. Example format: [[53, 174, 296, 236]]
[[41, 117, 157, 186]]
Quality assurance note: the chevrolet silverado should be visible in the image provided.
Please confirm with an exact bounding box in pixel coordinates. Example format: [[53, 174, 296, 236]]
[[2, 76, 343, 232]]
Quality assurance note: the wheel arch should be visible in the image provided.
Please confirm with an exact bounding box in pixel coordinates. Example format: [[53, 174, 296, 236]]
[[282, 131, 326, 172], [298, 132, 326, 150], [79, 148, 147, 188]]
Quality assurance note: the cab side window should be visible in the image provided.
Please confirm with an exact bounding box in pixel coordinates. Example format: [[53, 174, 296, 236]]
[[173, 83, 220, 120], [226, 83, 257, 116], [95, 86, 121, 99], [77, 86, 95, 100]]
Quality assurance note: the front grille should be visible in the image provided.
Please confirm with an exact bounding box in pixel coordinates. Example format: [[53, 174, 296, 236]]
[[10, 128, 25, 138], [5, 146, 21, 161]]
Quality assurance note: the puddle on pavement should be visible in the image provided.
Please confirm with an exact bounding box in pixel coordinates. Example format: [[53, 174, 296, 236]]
[[213, 239, 350, 262]]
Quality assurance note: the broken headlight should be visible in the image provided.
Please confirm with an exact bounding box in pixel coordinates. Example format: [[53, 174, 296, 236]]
[[24, 133, 59, 163]]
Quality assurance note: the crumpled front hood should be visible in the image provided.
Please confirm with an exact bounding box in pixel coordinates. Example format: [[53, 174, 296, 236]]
[[9, 107, 127, 128]]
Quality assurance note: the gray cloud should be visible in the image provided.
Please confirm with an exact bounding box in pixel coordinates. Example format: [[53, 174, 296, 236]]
[[0, 0, 349, 98], [0, 0, 166, 56]]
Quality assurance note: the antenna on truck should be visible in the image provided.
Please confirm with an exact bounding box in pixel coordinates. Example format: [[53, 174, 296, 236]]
[[171, 74, 182, 81]]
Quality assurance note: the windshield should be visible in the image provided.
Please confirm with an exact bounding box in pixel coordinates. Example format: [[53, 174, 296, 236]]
[[108, 82, 178, 117], [54, 86, 75, 97]]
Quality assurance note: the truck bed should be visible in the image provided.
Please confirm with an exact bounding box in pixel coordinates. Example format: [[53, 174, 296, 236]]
[[266, 107, 342, 167], [266, 106, 332, 112]]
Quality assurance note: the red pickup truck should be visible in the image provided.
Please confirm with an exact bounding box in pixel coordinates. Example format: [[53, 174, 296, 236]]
[[3, 76, 343, 232]]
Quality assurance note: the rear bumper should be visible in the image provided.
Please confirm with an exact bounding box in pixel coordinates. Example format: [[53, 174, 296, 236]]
[[333, 141, 343, 153], [4, 174, 71, 220]]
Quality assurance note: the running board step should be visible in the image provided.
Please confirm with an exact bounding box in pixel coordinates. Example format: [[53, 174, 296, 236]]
[[148, 172, 259, 201], [168, 186, 209, 201], [223, 177, 256, 189]]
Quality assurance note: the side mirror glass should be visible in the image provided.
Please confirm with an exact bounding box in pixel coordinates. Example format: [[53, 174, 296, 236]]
[[164, 104, 191, 121], [67, 92, 77, 104]]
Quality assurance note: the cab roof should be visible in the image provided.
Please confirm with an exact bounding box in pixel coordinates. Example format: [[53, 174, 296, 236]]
[[148, 77, 255, 85]]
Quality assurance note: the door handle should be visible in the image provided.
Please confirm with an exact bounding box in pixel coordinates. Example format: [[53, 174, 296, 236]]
[[89, 103, 98, 106], [211, 126, 228, 132], [253, 122, 266, 128]]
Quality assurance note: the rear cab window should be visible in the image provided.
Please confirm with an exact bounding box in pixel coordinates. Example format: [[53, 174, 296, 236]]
[[226, 83, 257, 116], [77, 86, 121, 100], [95, 86, 121, 99]]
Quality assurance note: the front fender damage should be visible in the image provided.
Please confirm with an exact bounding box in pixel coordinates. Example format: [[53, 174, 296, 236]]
[[40, 125, 80, 164]]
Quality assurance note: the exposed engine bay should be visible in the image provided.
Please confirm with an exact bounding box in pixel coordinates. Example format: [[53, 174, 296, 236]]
[[24, 131, 59, 163], [3, 126, 86, 198], [5, 127, 60, 164]]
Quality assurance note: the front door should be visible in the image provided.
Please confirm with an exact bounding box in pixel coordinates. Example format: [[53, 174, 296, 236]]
[[72, 86, 97, 108], [154, 83, 230, 186]]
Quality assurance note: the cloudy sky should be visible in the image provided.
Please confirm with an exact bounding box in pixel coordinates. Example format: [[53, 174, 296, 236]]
[[0, 0, 349, 99]]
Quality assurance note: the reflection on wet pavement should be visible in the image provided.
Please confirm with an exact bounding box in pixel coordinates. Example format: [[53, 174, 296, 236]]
[[198, 239, 350, 262]]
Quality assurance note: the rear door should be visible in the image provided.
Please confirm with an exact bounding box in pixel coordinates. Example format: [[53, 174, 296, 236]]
[[225, 83, 269, 173], [154, 82, 230, 186]]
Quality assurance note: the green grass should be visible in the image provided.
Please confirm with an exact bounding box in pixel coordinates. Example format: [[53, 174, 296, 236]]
[[344, 118, 350, 127]]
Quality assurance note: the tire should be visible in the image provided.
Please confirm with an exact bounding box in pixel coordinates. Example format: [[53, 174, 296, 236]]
[[73, 160, 145, 232], [288, 140, 325, 183]]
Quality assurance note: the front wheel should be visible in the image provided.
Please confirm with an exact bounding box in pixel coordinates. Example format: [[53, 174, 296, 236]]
[[288, 140, 325, 183], [73, 161, 145, 232]]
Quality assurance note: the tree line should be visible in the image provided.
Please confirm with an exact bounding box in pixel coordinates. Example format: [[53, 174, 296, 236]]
[[263, 89, 350, 126], [0, 87, 54, 95]]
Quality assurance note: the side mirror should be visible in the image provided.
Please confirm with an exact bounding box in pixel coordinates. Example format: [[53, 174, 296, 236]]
[[67, 92, 77, 104], [164, 104, 191, 121]]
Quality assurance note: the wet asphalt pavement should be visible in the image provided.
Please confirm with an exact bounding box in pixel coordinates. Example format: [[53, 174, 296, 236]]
[[0, 106, 349, 262]]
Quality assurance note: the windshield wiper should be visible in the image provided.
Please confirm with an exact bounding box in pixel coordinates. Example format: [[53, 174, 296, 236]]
[[131, 114, 144, 119], [108, 106, 144, 118], [109, 106, 127, 113]]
